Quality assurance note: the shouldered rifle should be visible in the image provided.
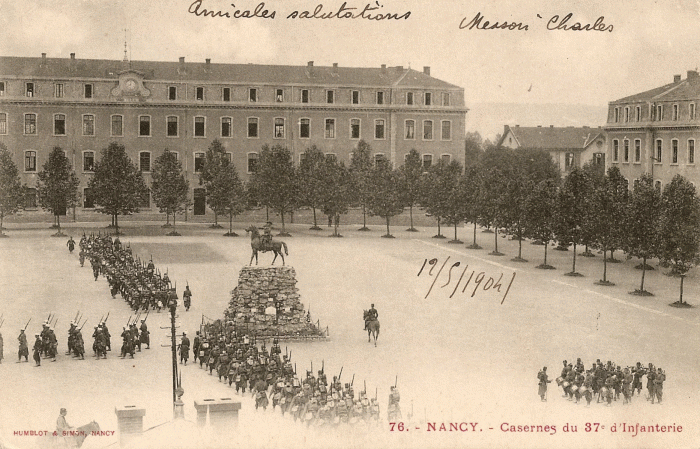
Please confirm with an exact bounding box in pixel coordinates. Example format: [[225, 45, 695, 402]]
[[338, 367, 343, 382], [23, 318, 32, 331], [351, 374, 355, 386], [103, 311, 110, 323], [395, 375, 398, 388]]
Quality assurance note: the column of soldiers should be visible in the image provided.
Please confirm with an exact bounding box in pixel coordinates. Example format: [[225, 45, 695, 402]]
[[78, 234, 180, 312], [183, 320, 395, 428], [538, 358, 667, 406]]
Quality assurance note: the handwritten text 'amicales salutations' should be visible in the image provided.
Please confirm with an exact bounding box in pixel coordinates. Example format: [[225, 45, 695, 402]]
[[188, 1, 411, 21], [460, 12, 613, 32]]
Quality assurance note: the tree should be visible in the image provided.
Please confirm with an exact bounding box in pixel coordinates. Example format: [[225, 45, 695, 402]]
[[658, 175, 700, 305], [555, 168, 592, 276], [298, 146, 327, 230], [199, 139, 228, 227], [207, 159, 246, 236], [349, 140, 374, 231], [251, 145, 298, 235], [524, 179, 558, 269], [623, 174, 661, 295], [397, 149, 423, 232], [367, 163, 404, 238], [36, 147, 79, 236], [320, 157, 352, 237], [580, 161, 605, 257], [421, 160, 464, 242], [463, 166, 483, 249], [477, 147, 514, 255], [589, 167, 629, 285], [88, 142, 149, 235], [0, 144, 25, 236], [464, 131, 483, 167], [151, 149, 190, 235]]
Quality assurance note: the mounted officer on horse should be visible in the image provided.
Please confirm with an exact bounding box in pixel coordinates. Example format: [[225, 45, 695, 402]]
[[363, 304, 380, 346], [246, 223, 289, 266]]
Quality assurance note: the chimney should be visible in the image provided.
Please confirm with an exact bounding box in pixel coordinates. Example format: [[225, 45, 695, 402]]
[[307, 61, 314, 67], [688, 70, 699, 80], [205, 58, 211, 65], [381, 64, 387, 71], [396, 65, 404, 72], [550, 125, 554, 128], [515, 124, 520, 127], [674, 74, 681, 83], [332, 62, 338, 73], [70, 53, 75, 60], [179, 57, 185, 64], [537, 125, 542, 127], [423, 66, 431, 76], [41, 53, 47, 68]]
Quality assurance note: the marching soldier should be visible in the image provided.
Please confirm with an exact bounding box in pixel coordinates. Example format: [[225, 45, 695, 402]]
[[183, 285, 192, 311], [192, 331, 200, 363], [388, 386, 401, 420], [180, 332, 190, 365], [653, 367, 665, 404], [18, 329, 29, 362], [646, 364, 656, 402], [33, 334, 42, 366], [139, 319, 150, 349], [537, 366, 551, 401], [66, 237, 76, 254], [101, 322, 111, 352]]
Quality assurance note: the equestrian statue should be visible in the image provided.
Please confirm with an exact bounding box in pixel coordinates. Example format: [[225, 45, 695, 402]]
[[245, 224, 289, 266]]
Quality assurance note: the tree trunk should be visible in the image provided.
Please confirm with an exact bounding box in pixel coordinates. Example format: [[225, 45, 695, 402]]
[[56, 214, 61, 233], [640, 256, 647, 292], [473, 222, 477, 246], [517, 225, 523, 258], [280, 210, 286, 233], [312, 207, 318, 228], [362, 204, 367, 228], [572, 243, 577, 272], [437, 217, 442, 236], [115, 214, 119, 235], [229, 212, 234, 234], [544, 242, 548, 265], [680, 275, 685, 304], [334, 219, 339, 236], [602, 249, 607, 282], [214, 211, 218, 226], [494, 227, 499, 253], [386, 216, 390, 236], [454, 223, 458, 241], [409, 205, 414, 230], [266, 206, 269, 221]]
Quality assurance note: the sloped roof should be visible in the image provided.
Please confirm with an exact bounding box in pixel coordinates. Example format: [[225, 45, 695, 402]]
[[500, 125, 603, 150], [0, 56, 461, 89], [612, 72, 700, 103]]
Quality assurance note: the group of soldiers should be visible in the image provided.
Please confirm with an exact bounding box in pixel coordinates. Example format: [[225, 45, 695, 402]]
[[14, 318, 59, 366], [182, 320, 400, 427], [77, 234, 192, 312], [538, 359, 667, 406]]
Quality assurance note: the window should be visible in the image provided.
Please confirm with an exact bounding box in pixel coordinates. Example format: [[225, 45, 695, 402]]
[[325, 119, 336, 139], [612, 139, 619, 162], [26, 82, 35, 97], [274, 118, 285, 138], [689, 140, 695, 164], [25, 188, 37, 208], [442, 92, 450, 106], [0, 113, 6, 134], [405, 120, 415, 139], [196, 87, 204, 101], [139, 116, 150, 136], [221, 117, 232, 137], [636, 106, 641, 121], [247, 117, 258, 138], [167, 116, 178, 137], [376, 91, 384, 105], [594, 152, 605, 166], [247, 153, 259, 173], [276, 89, 284, 102], [25, 151, 37, 171], [194, 116, 205, 137], [325, 153, 337, 162], [656, 105, 663, 121], [224, 153, 232, 163], [673, 104, 679, 121], [54, 83, 64, 98], [169, 86, 177, 101], [624, 107, 630, 122], [352, 90, 360, 104], [623, 140, 629, 162], [692, 103, 697, 120], [84, 84, 93, 99], [375, 119, 385, 139], [83, 151, 95, 172], [655, 181, 662, 192], [614, 108, 620, 122], [139, 152, 151, 172], [24, 113, 37, 135], [301, 89, 309, 103], [111, 115, 123, 136], [422, 154, 433, 169], [194, 152, 205, 173], [634, 139, 641, 163], [565, 152, 575, 169], [350, 119, 360, 139], [326, 90, 334, 104], [223, 87, 231, 102], [0, 81, 4, 96], [423, 120, 433, 140], [82, 114, 95, 136], [299, 118, 310, 138], [424, 92, 431, 106], [374, 153, 388, 168], [441, 154, 451, 164], [407, 92, 414, 105], [54, 114, 66, 135], [83, 188, 95, 208], [249, 88, 257, 102], [655, 139, 662, 162], [672, 139, 679, 164], [441, 120, 451, 140]]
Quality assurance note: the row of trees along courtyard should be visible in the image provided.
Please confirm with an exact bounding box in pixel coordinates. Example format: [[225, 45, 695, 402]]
[[1, 139, 699, 305]]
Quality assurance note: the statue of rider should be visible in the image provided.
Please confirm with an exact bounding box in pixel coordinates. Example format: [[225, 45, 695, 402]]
[[262, 221, 273, 248], [364, 303, 378, 331]]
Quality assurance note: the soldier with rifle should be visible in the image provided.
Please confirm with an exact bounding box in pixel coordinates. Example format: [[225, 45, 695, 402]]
[[139, 317, 150, 349], [18, 326, 29, 362], [183, 284, 192, 311], [33, 333, 42, 366], [179, 332, 190, 365]]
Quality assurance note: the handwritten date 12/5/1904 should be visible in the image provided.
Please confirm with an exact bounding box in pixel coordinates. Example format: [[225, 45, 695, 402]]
[[460, 12, 613, 32], [417, 257, 516, 304]]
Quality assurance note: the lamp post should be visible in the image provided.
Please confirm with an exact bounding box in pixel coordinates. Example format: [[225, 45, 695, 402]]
[[166, 293, 184, 418]]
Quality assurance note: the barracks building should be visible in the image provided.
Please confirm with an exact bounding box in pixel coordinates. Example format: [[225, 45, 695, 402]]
[[0, 53, 466, 214]]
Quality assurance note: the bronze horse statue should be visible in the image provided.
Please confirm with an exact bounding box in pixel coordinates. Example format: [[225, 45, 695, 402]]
[[245, 225, 289, 266], [363, 310, 380, 346]]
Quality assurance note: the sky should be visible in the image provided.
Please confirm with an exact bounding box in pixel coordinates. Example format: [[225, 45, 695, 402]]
[[2, 0, 700, 138]]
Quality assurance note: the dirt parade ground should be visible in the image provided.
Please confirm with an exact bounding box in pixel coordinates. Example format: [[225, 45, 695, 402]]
[[0, 223, 698, 449]]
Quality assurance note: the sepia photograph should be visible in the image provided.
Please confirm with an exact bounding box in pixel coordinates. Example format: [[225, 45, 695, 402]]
[[0, 1, 699, 448]]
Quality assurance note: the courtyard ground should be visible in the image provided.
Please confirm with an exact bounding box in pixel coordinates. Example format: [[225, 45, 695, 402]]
[[0, 221, 698, 449]]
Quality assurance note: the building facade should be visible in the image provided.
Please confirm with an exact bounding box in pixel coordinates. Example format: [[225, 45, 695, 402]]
[[605, 70, 700, 190], [0, 54, 466, 214], [498, 125, 606, 174]]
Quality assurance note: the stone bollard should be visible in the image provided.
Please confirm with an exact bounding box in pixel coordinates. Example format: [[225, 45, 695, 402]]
[[194, 398, 241, 429], [114, 405, 146, 446]]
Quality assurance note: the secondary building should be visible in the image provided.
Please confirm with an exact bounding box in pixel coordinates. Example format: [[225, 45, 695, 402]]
[[0, 53, 466, 214]]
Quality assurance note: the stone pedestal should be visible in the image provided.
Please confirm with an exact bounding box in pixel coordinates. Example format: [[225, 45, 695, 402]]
[[114, 405, 145, 446], [193, 398, 241, 429], [224, 266, 325, 338]]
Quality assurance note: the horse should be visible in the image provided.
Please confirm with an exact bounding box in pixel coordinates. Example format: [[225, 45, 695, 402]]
[[363, 310, 380, 346], [245, 226, 289, 266], [43, 420, 100, 448]]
